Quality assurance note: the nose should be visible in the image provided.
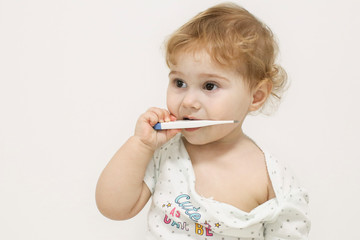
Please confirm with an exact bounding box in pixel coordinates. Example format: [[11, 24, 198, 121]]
[[181, 90, 201, 110]]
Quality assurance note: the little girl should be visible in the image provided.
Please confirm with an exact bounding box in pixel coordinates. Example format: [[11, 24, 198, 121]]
[[96, 3, 311, 239]]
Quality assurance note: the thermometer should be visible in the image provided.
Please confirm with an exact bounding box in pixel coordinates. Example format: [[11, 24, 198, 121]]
[[153, 120, 239, 130]]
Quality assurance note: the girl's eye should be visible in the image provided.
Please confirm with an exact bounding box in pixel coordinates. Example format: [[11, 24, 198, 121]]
[[175, 79, 187, 88], [204, 82, 218, 91]]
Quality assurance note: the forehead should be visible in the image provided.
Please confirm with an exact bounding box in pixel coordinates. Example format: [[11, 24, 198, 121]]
[[169, 49, 241, 79], [170, 49, 211, 66], [170, 49, 220, 71]]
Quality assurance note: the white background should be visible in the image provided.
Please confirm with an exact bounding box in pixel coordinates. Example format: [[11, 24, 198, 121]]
[[1, 0, 359, 239]]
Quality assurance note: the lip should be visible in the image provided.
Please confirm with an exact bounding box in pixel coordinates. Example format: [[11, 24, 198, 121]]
[[184, 127, 200, 132], [182, 115, 201, 121], [182, 116, 202, 131]]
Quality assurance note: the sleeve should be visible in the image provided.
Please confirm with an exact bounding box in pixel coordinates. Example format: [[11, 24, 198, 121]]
[[143, 148, 161, 194], [264, 188, 311, 240], [264, 156, 311, 240]]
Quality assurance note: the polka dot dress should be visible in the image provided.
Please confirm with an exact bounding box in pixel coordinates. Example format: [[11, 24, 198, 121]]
[[144, 134, 311, 240]]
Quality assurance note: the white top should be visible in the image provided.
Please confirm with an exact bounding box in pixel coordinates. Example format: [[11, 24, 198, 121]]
[[144, 134, 311, 240]]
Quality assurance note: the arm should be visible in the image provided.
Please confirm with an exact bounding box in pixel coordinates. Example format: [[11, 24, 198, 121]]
[[95, 108, 180, 220]]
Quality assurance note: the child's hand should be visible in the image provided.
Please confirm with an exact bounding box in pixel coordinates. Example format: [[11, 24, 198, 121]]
[[134, 107, 181, 151]]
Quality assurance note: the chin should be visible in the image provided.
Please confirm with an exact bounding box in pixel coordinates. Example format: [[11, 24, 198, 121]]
[[181, 130, 212, 145], [181, 130, 223, 146], [181, 125, 241, 145]]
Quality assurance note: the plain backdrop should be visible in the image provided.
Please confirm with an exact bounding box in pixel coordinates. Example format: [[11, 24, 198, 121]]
[[1, 0, 359, 239]]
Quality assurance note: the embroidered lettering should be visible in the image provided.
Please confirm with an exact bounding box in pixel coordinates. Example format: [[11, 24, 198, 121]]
[[163, 214, 189, 231], [195, 223, 213, 236], [174, 194, 201, 222]]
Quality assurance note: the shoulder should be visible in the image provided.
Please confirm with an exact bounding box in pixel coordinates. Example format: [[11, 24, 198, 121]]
[[262, 154, 311, 237], [264, 152, 310, 204]]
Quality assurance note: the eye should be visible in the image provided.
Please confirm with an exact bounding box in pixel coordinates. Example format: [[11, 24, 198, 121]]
[[175, 79, 187, 88], [204, 82, 218, 91]]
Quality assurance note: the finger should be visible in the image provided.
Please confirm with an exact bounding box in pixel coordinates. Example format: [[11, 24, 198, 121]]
[[149, 107, 173, 123], [159, 110, 175, 122], [169, 115, 177, 121], [163, 110, 171, 122], [150, 112, 163, 126], [160, 109, 171, 122], [141, 110, 160, 126], [147, 107, 167, 123]]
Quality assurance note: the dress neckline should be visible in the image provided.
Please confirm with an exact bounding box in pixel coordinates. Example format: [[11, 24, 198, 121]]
[[177, 134, 278, 215]]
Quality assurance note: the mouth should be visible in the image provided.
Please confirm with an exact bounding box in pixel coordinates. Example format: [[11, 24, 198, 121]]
[[183, 116, 200, 121], [182, 116, 201, 131]]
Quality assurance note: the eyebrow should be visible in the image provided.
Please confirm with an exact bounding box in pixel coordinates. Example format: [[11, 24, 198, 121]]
[[168, 71, 229, 82], [168, 70, 181, 76], [198, 73, 229, 82]]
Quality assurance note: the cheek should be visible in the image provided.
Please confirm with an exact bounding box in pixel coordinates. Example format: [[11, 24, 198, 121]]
[[229, 93, 252, 114], [206, 98, 244, 118], [210, 100, 250, 122], [166, 91, 179, 116]]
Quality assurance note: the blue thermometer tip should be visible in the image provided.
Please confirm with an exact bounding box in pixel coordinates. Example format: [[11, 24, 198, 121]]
[[153, 123, 162, 130]]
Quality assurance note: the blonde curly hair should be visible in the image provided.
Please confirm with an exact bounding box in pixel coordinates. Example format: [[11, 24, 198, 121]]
[[165, 3, 288, 114]]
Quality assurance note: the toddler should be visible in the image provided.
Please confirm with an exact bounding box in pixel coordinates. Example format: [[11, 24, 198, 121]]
[[96, 3, 311, 240]]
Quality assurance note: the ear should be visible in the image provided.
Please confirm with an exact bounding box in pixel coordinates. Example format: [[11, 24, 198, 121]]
[[248, 79, 272, 112]]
